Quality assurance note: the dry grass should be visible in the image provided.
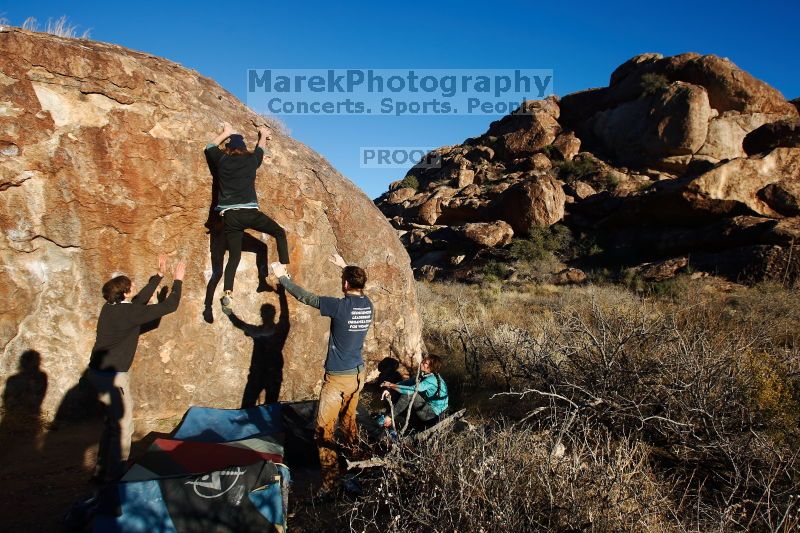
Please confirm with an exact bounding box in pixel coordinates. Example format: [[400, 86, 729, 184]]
[[344, 423, 678, 532], [19, 16, 90, 39], [347, 278, 800, 531]]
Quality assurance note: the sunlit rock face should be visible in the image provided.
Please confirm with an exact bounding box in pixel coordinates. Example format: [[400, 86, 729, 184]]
[[0, 28, 423, 421]]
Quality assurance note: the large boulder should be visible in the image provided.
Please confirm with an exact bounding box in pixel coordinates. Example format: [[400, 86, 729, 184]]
[[588, 82, 712, 170], [483, 98, 561, 159], [461, 221, 514, 248], [683, 148, 800, 217], [561, 53, 798, 175], [607, 53, 798, 116], [493, 175, 566, 234], [386, 187, 418, 205], [551, 131, 581, 160], [0, 28, 423, 421]]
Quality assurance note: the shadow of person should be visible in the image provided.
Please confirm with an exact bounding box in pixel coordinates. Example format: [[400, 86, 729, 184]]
[[0, 349, 48, 451], [226, 287, 289, 407], [364, 357, 404, 396], [203, 151, 272, 325], [30, 371, 105, 526], [376, 357, 403, 385]]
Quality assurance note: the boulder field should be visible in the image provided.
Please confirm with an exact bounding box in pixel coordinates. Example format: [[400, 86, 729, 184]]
[[376, 52, 800, 284]]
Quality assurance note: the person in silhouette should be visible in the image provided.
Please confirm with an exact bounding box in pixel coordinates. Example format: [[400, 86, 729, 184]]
[[86, 255, 185, 485], [205, 122, 290, 316], [272, 254, 373, 497], [370, 357, 403, 391], [226, 288, 290, 407], [0, 350, 47, 446]]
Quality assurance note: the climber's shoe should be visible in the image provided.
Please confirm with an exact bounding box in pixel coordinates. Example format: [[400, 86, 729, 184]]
[[220, 291, 233, 315]]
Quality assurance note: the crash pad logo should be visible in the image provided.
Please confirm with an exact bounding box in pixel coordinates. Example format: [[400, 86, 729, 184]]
[[185, 468, 246, 499]]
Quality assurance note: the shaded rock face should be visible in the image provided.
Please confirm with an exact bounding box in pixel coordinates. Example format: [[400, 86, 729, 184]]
[[759, 181, 800, 217], [375, 52, 799, 285], [589, 82, 712, 168], [0, 29, 422, 421], [743, 118, 800, 155]]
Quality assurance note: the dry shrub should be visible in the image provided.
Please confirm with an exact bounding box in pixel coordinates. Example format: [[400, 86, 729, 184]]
[[344, 423, 677, 532], [415, 279, 800, 531]]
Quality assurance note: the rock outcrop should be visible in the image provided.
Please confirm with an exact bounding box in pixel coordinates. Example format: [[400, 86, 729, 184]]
[[560, 52, 798, 172], [0, 28, 423, 421], [494, 175, 566, 233], [375, 53, 800, 284]]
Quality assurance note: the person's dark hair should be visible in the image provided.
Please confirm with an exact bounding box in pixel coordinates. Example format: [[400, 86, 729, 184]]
[[222, 134, 251, 156], [423, 354, 443, 374], [102, 275, 131, 304], [221, 146, 252, 156], [342, 265, 367, 290]]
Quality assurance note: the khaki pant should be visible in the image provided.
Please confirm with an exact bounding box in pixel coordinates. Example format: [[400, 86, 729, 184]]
[[88, 369, 134, 482], [315, 370, 365, 491]]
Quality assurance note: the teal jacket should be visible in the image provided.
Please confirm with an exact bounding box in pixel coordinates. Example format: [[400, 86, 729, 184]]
[[395, 373, 449, 416]]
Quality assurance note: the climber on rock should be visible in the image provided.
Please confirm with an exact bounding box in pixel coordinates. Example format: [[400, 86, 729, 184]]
[[205, 122, 290, 315], [271, 255, 373, 498], [87, 254, 185, 485]]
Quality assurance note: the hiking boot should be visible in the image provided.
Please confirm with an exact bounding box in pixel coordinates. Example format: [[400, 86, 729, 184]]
[[220, 291, 233, 315]]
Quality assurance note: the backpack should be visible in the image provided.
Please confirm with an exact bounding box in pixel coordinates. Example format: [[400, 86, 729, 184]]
[[422, 373, 447, 402]]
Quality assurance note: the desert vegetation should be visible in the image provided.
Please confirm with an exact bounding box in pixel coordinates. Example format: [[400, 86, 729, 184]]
[[311, 277, 800, 532], [16, 16, 91, 39]]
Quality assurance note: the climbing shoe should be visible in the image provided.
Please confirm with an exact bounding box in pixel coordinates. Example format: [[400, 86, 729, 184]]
[[220, 291, 233, 315]]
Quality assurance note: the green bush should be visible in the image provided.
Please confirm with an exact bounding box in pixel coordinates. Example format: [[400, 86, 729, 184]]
[[399, 174, 420, 191], [511, 224, 575, 263], [554, 157, 600, 183], [599, 172, 621, 191], [640, 73, 670, 96], [540, 144, 561, 159], [509, 239, 547, 262], [478, 260, 508, 282]]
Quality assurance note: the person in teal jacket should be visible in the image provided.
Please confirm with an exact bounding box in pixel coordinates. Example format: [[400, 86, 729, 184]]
[[379, 355, 448, 429]]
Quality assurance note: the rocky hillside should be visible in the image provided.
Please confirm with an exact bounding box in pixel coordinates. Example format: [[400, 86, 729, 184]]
[[0, 28, 422, 421], [376, 53, 800, 284]]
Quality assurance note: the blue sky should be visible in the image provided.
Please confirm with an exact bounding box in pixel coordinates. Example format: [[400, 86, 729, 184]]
[[4, 1, 799, 199]]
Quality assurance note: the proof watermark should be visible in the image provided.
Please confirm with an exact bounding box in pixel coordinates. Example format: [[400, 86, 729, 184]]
[[247, 69, 553, 116], [360, 147, 441, 169]]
